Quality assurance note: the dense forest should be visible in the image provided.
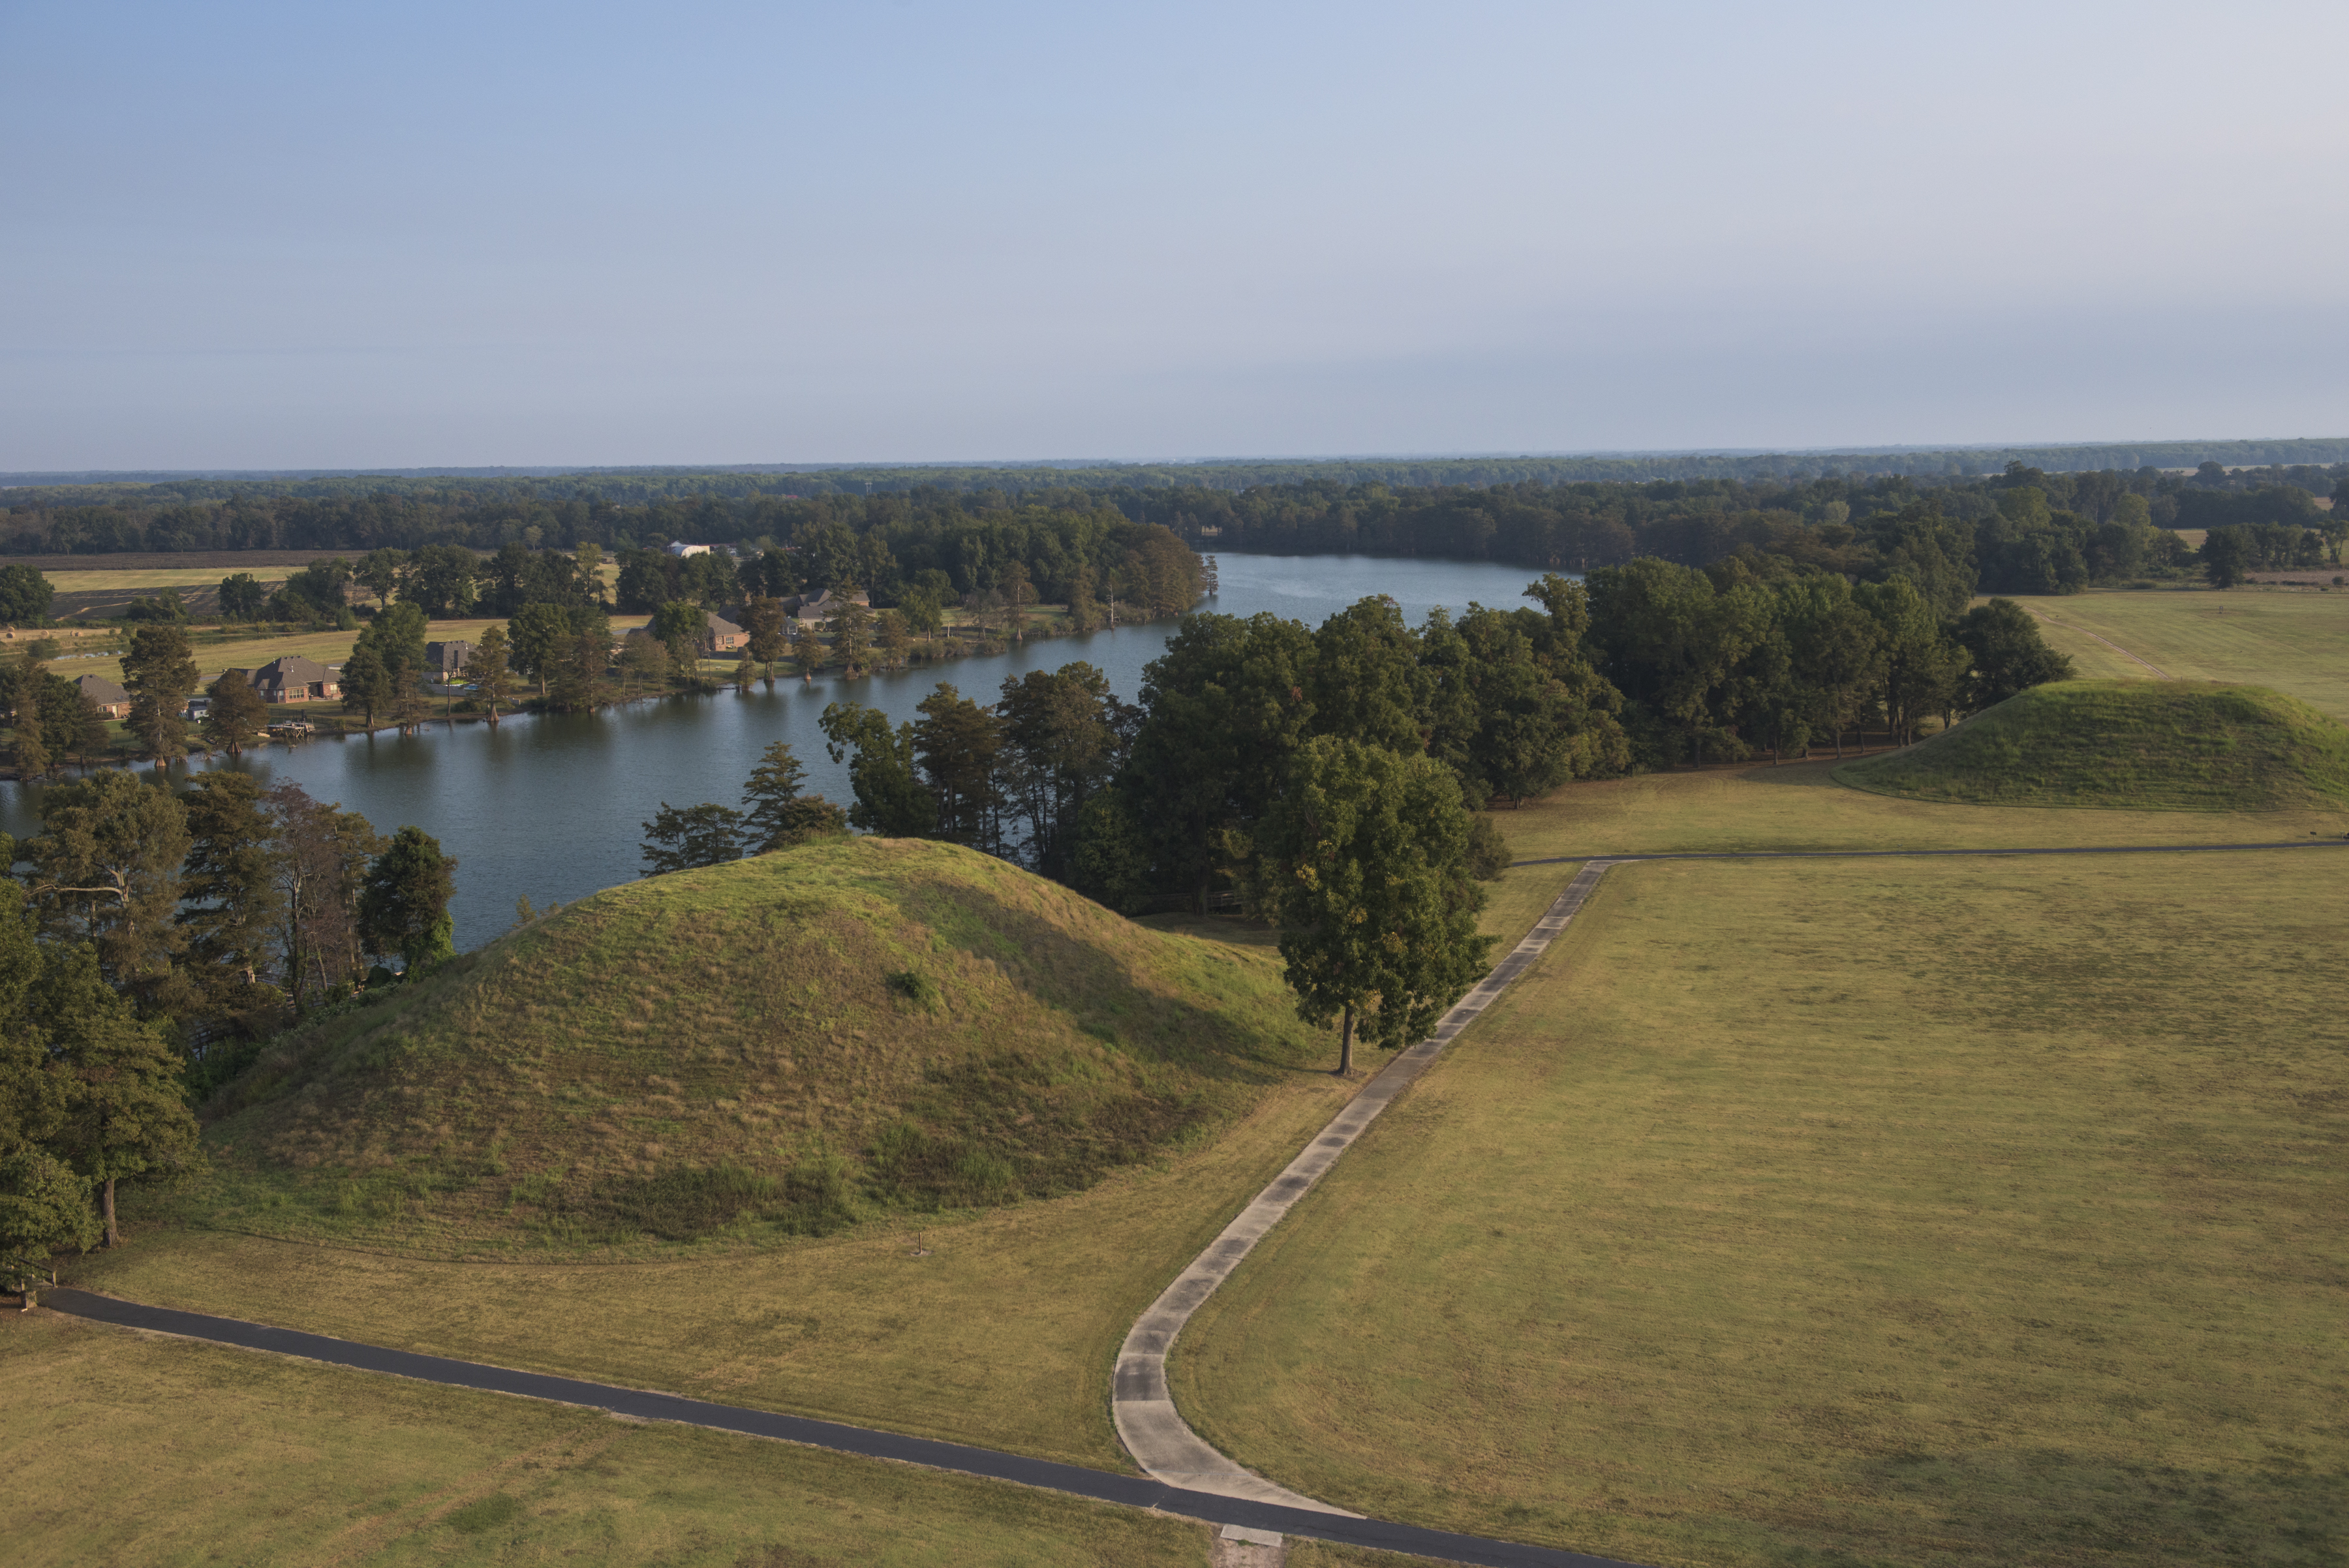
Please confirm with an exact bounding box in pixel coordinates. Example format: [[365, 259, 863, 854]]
[[8, 437, 2349, 507], [6, 459, 2339, 611]]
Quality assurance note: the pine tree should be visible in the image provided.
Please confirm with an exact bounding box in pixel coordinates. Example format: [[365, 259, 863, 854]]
[[121, 623, 201, 768], [26, 770, 193, 1019], [178, 772, 284, 1026]]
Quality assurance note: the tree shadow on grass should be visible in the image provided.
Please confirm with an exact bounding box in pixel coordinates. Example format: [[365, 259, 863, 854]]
[[906, 879, 1326, 1090]]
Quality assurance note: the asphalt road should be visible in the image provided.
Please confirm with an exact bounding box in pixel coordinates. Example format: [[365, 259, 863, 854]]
[[46, 1287, 1645, 1568]]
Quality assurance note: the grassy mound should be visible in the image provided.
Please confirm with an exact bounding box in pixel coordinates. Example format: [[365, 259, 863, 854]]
[[1836, 680, 2349, 810], [198, 838, 1327, 1252]]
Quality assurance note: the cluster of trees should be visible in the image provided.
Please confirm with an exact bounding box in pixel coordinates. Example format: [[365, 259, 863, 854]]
[[17, 461, 2341, 626], [0, 774, 459, 1265], [637, 743, 852, 874], [813, 572, 2072, 915]]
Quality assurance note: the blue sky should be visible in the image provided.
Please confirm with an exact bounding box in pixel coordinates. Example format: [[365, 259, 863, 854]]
[[3, 0, 2344, 469]]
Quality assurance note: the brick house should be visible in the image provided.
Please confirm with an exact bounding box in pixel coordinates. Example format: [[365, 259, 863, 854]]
[[74, 674, 131, 718], [248, 655, 340, 703]]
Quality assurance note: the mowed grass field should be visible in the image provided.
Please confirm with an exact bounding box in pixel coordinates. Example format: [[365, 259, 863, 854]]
[[1488, 752, 2349, 861], [2016, 591, 2349, 721], [1173, 848, 2349, 1567], [72, 1052, 1362, 1473], [2, 1309, 1211, 1567]]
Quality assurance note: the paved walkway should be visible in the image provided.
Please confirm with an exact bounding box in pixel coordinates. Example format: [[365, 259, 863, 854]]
[[44, 1286, 1642, 1568], [1111, 862, 1618, 1510]]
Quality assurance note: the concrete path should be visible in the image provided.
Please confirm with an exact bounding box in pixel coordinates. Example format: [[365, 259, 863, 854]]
[[44, 1287, 1644, 1568], [1111, 861, 1618, 1511]]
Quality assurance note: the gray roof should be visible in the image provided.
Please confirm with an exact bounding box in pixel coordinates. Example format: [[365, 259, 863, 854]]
[[74, 673, 129, 705]]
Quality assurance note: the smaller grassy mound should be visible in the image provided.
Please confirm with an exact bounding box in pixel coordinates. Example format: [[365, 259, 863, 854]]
[[1837, 680, 2349, 810]]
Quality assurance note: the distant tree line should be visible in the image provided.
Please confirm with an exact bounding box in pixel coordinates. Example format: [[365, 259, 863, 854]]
[[0, 773, 459, 1266], [7, 462, 2337, 613], [10, 438, 2349, 511]]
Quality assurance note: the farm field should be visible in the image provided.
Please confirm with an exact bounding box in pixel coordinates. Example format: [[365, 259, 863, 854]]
[[2, 1308, 1209, 1567], [1173, 848, 2349, 1567], [2014, 589, 2349, 720]]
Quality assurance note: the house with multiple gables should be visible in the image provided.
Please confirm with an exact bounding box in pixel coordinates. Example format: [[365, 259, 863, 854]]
[[74, 674, 130, 718], [425, 640, 472, 675], [243, 655, 340, 703]]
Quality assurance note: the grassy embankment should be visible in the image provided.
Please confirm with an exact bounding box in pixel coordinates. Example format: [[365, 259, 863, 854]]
[[1176, 835, 2349, 1568], [2008, 589, 2349, 721], [1840, 681, 2349, 812], [70, 837, 1375, 1473], [3, 1308, 1211, 1567]]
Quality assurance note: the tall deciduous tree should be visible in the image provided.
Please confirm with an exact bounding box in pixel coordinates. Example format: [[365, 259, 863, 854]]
[[508, 603, 574, 698], [1261, 737, 1490, 1076], [996, 662, 1133, 880], [463, 624, 517, 721], [1120, 612, 1317, 912], [743, 596, 788, 683], [914, 684, 1004, 851], [339, 645, 392, 730], [819, 701, 935, 837], [1854, 576, 1965, 745], [1954, 598, 2076, 712], [358, 827, 459, 972], [833, 600, 874, 675], [202, 673, 270, 755], [790, 617, 825, 679], [264, 783, 384, 1013]]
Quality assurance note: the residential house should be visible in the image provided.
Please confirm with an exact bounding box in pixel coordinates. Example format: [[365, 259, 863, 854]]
[[665, 542, 713, 558], [702, 609, 746, 654], [425, 641, 473, 676], [74, 674, 131, 718], [784, 588, 838, 623], [248, 655, 340, 703]]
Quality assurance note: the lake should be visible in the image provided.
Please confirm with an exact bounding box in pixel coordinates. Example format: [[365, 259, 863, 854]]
[[3, 553, 1552, 949]]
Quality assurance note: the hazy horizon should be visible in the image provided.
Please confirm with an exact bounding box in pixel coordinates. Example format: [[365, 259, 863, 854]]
[[7, 1, 2346, 470]]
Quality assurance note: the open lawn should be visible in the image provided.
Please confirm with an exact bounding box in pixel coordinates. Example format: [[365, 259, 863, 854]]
[[71, 1051, 1361, 1473], [1488, 753, 2349, 860], [2014, 590, 2349, 722], [1173, 850, 2349, 1567], [2, 1308, 1208, 1567]]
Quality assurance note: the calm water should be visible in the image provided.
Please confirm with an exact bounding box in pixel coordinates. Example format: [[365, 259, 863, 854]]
[[4, 553, 1549, 949]]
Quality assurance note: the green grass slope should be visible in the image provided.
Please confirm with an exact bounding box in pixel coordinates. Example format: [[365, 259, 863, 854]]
[[196, 837, 1328, 1254], [1837, 679, 2349, 810]]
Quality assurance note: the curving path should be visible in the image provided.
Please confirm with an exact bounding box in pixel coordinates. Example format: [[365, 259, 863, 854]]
[[43, 1285, 1641, 1568], [1113, 834, 2349, 1516], [1111, 861, 1618, 1509]]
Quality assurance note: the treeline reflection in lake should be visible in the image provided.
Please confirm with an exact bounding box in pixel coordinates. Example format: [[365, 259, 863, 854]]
[[1, 555, 1547, 949]]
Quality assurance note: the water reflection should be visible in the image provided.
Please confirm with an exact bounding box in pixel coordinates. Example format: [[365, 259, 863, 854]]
[[3, 553, 1550, 948]]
